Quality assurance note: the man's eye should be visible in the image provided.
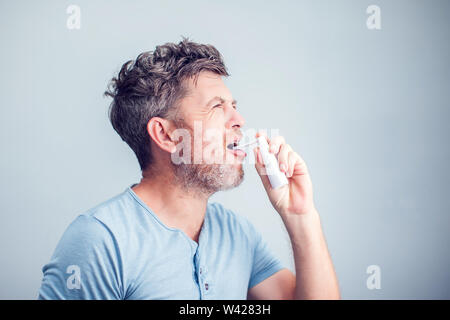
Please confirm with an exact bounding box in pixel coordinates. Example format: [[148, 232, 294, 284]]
[[213, 104, 222, 108]]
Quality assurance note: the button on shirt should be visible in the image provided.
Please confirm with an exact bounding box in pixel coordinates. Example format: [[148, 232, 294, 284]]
[[38, 186, 285, 299]]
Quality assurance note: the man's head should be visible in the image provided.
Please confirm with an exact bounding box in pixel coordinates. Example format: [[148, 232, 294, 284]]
[[105, 38, 246, 195]]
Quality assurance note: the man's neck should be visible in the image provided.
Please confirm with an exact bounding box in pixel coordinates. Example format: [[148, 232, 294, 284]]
[[131, 167, 210, 243]]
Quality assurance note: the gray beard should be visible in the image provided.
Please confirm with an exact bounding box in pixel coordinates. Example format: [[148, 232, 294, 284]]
[[171, 161, 244, 196]]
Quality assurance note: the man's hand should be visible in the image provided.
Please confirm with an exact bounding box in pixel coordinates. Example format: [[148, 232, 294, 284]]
[[251, 132, 340, 300], [253, 132, 316, 217]]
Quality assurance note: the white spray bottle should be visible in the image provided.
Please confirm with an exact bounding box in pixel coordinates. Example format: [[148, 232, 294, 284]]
[[234, 136, 289, 189]]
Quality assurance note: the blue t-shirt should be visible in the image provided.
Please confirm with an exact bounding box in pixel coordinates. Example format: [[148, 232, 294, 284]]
[[38, 186, 285, 300]]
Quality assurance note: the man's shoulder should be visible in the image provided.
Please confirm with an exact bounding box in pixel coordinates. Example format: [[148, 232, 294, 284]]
[[81, 188, 136, 224], [55, 187, 146, 257], [67, 187, 143, 244]]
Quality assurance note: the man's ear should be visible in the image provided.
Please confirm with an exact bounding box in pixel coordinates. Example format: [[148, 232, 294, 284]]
[[147, 117, 177, 154]]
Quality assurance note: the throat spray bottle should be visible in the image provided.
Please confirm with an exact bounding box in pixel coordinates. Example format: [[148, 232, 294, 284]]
[[233, 136, 289, 189]]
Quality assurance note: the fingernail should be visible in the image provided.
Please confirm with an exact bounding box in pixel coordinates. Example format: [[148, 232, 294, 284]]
[[280, 163, 286, 172]]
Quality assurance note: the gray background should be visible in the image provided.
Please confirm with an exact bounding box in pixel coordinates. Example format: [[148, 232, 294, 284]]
[[1, 0, 449, 299]]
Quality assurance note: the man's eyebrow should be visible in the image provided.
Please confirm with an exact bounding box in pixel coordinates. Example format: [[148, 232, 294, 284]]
[[206, 96, 237, 106]]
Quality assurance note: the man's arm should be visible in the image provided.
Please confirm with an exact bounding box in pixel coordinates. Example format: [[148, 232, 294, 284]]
[[248, 209, 340, 300], [249, 133, 340, 300], [247, 268, 295, 300], [38, 215, 123, 300]]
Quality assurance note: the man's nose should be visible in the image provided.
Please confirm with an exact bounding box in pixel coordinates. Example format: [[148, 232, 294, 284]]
[[226, 106, 245, 129]]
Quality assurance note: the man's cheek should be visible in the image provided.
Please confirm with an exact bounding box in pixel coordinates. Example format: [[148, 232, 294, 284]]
[[203, 128, 225, 164], [202, 142, 223, 164]]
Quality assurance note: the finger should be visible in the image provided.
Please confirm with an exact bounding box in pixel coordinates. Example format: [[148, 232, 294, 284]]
[[253, 147, 265, 174], [291, 152, 309, 175], [253, 146, 263, 166], [255, 131, 270, 145], [277, 143, 291, 173], [287, 151, 296, 177], [268, 135, 286, 154]]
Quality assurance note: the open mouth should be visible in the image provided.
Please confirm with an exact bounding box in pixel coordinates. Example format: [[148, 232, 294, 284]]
[[226, 142, 246, 159], [227, 142, 238, 150]]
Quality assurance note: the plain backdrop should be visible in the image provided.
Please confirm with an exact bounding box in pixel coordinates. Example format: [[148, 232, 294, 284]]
[[1, 0, 449, 299]]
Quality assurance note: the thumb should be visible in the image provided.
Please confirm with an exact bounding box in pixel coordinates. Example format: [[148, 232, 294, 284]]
[[253, 147, 272, 192]]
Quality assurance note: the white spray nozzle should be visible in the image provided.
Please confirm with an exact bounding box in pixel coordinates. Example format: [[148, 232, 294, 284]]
[[232, 140, 258, 150]]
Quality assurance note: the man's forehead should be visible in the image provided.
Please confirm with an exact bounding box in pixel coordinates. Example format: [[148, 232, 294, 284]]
[[184, 72, 234, 104]]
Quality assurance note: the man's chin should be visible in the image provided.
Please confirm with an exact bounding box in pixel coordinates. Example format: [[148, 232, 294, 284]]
[[200, 162, 245, 192], [220, 164, 245, 190], [171, 161, 244, 195]]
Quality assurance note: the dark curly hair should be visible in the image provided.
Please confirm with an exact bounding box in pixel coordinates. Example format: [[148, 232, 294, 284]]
[[104, 37, 229, 171]]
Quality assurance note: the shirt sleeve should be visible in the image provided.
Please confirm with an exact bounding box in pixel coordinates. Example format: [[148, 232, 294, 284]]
[[37, 214, 124, 300], [248, 222, 285, 289]]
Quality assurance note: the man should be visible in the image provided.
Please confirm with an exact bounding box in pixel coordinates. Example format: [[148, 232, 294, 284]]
[[38, 38, 340, 300]]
